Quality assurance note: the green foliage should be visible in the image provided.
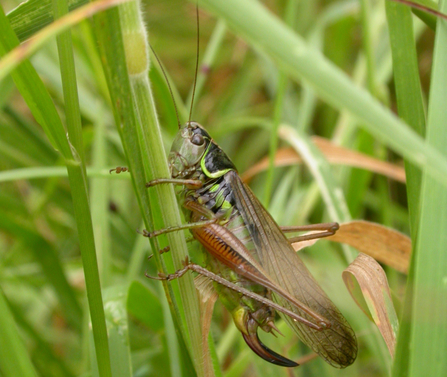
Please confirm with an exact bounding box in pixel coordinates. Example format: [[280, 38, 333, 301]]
[[1, 0, 446, 376]]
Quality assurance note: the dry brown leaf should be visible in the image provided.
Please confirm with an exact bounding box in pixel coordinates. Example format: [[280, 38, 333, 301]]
[[327, 221, 411, 274], [241, 136, 406, 183], [290, 221, 411, 274], [342, 254, 398, 357]]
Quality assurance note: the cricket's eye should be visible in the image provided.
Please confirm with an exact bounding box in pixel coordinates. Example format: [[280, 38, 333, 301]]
[[191, 134, 204, 146]]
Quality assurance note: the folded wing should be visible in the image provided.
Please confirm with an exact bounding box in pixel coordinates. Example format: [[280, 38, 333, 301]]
[[227, 170, 357, 368]]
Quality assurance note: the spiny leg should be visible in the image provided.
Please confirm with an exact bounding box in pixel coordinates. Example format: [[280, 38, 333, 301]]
[[281, 222, 339, 243], [146, 258, 327, 331], [146, 178, 203, 189], [141, 219, 217, 238]]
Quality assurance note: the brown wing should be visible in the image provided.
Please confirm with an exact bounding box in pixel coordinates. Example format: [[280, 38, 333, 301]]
[[227, 171, 357, 368]]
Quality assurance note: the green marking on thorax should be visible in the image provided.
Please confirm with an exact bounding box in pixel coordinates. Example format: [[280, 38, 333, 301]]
[[221, 200, 232, 209], [200, 142, 233, 179], [209, 184, 220, 193], [215, 191, 225, 207]]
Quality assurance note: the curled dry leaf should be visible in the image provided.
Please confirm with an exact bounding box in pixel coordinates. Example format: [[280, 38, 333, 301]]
[[290, 221, 411, 274], [241, 136, 406, 183], [342, 253, 399, 357]]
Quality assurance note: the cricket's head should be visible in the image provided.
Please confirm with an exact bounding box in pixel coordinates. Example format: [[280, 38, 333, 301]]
[[232, 307, 299, 368], [168, 122, 210, 179], [169, 121, 236, 180]]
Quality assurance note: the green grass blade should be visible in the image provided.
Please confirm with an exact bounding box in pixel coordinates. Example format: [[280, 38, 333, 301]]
[[0, 289, 38, 377], [0, 6, 72, 159], [6, 0, 88, 41], [90, 115, 112, 285], [386, 4, 426, 375], [90, 3, 201, 375], [386, 1, 425, 230], [118, 2, 212, 374], [263, 1, 295, 208], [53, 0, 85, 163], [408, 2, 447, 375], [0, 74, 14, 105], [53, 0, 113, 375], [103, 287, 132, 377]]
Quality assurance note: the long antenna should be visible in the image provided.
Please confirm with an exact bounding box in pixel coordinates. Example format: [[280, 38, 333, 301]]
[[188, 3, 200, 124], [149, 44, 182, 129]]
